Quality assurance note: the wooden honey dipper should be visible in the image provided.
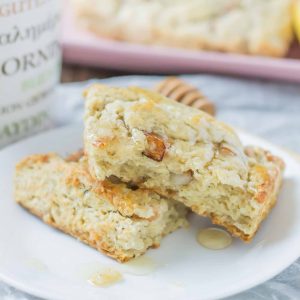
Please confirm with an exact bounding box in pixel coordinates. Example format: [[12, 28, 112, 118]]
[[154, 77, 216, 116]]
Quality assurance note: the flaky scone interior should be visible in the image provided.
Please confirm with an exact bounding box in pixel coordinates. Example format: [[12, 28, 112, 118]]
[[84, 85, 285, 241], [14, 153, 188, 262]]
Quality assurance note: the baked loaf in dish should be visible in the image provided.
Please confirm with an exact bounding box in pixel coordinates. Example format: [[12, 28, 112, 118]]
[[14, 153, 188, 262], [70, 0, 293, 57], [84, 85, 285, 241]]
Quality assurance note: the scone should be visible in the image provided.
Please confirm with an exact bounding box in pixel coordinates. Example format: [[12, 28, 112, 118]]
[[14, 153, 188, 262], [84, 85, 285, 241], [70, 0, 293, 57]]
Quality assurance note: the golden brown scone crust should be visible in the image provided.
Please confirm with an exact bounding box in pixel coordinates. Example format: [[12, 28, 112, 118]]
[[18, 202, 134, 262]]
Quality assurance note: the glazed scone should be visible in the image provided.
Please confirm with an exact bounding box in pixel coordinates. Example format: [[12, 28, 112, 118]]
[[70, 0, 293, 57], [84, 85, 285, 241], [14, 153, 188, 262]]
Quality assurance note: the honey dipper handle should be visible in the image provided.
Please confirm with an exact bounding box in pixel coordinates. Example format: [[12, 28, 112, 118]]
[[154, 77, 216, 116]]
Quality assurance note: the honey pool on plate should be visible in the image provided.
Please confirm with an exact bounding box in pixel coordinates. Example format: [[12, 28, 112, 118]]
[[197, 227, 232, 250], [88, 268, 123, 287], [80, 256, 158, 288]]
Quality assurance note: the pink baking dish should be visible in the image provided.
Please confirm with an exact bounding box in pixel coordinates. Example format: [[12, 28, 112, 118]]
[[61, 8, 300, 83]]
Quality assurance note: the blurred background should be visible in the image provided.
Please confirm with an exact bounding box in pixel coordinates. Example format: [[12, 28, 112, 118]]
[[61, 0, 300, 83], [2, 0, 300, 148]]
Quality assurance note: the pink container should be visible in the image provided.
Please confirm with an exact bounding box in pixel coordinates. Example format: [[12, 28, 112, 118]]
[[61, 8, 300, 83]]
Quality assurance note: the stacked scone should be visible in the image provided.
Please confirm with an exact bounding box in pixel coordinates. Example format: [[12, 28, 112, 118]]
[[14, 84, 284, 262], [15, 153, 188, 262]]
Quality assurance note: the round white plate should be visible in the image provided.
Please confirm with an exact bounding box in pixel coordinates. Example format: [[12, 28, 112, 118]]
[[0, 124, 300, 300]]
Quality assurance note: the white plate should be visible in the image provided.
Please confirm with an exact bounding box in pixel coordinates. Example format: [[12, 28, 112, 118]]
[[0, 124, 300, 300]]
